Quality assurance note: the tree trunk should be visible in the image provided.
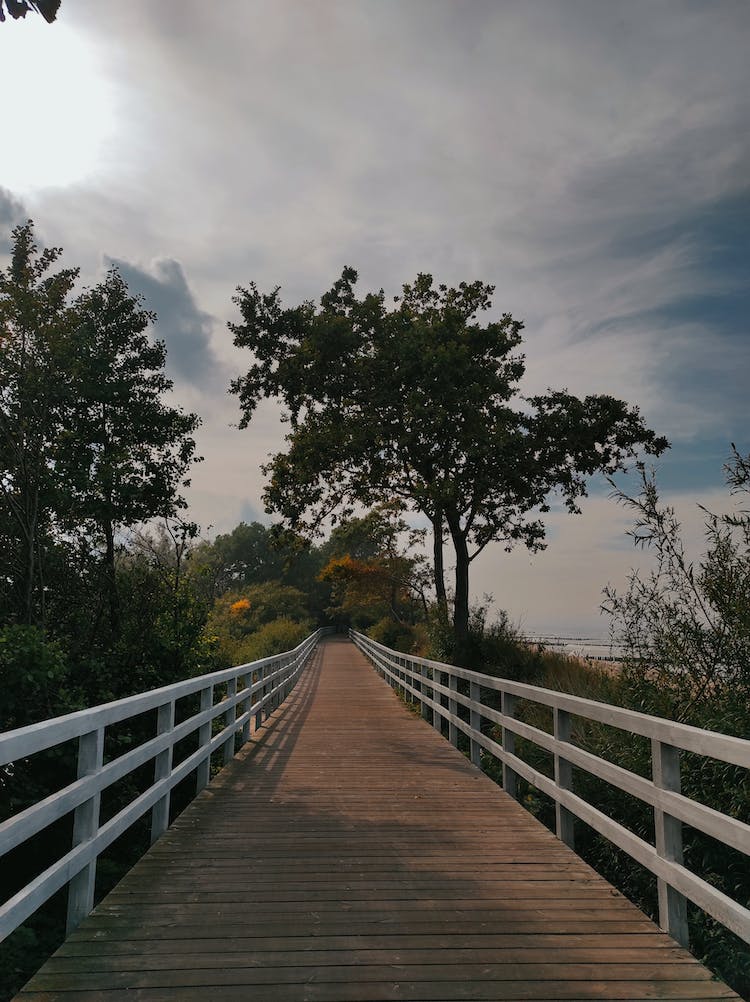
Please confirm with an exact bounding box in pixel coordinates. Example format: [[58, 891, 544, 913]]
[[431, 508, 448, 619], [103, 517, 120, 637], [23, 525, 36, 626], [446, 509, 471, 665], [22, 489, 39, 626]]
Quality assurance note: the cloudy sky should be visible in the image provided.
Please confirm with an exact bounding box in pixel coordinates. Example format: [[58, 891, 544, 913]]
[[1, 0, 748, 636]]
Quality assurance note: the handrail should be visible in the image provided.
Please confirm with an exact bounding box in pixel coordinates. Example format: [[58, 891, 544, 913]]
[[0, 629, 326, 941], [350, 629, 750, 950]]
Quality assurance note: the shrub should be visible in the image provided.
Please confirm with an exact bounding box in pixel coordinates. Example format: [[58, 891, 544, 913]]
[[0, 625, 74, 729], [368, 617, 421, 653], [234, 617, 314, 663]]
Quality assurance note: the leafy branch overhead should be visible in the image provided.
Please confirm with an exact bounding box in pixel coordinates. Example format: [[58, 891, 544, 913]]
[[230, 267, 668, 661], [0, 0, 60, 23]]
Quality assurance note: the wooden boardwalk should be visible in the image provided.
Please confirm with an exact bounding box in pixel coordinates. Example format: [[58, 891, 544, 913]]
[[17, 637, 737, 1001]]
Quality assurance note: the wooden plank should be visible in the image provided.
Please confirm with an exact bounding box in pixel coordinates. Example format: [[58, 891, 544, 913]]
[[14, 982, 740, 1001], [57, 932, 687, 954], [24, 962, 720, 989], [40, 950, 697, 975]]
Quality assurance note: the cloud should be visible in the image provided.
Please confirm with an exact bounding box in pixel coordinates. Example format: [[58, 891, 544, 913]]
[[105, 255, 223, 391]]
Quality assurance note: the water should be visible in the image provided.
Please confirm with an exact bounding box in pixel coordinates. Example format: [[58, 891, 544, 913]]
[[521, 634, 629, 662]]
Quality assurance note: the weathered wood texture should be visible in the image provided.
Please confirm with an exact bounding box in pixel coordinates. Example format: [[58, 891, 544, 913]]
[[17, 638, 737, 1001]]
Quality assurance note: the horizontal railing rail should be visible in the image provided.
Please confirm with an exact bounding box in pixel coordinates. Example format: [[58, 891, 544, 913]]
[[351, 629, 750, 949], [0, 629, 326, 941]]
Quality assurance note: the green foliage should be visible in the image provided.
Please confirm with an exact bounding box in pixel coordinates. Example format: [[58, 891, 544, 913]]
[[57, 269, 200, 557], [320, 506, 428, 629], [189, 522, 287, 598], [0, 222, 200, 635], [204, 582, 312, 667], [235, 617, 313, 662], [368, 616, 421, 653], [108, 526, 214, 693], [425, 602, 547, 683], [0, 625, 73, 729], [189, 521, 332, 622], [0, 223, 207, 1001], [0, 221, 79, 626], [230, 267, 666, 661], [0, 627, 78, 1002], [0, 916, 63, 1002]]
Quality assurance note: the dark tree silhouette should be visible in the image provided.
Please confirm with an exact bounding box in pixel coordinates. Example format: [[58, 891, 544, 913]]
[[0, 1, 60, 23]]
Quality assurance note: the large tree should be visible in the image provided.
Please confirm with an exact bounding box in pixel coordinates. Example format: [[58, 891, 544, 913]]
[[230, 268, 668, 661], [0, 221, 79, 624], [0, 222, 201, 634], [56, 268, 201, 634]]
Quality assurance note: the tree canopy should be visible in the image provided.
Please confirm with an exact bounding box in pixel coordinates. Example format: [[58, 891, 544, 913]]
[[0, 221, 200, 630], [230, 267, 668, 660]]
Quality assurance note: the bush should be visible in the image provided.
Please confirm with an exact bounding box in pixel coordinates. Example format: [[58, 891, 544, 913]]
[[425, 602, 546, 682], [368, 617, 421, 653], [234, 617, 314, 663], [203, 583, 312, 667], [0, 626, 75, 729]]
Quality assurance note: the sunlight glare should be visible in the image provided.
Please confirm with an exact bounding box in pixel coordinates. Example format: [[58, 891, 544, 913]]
[[0, 18, 115, 193]]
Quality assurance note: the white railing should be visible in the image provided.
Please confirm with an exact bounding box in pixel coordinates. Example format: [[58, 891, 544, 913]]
[[0, 629, 324, 941], [351, 629, 750, 949]]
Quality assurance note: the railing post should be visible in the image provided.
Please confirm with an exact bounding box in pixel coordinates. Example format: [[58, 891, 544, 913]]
[[264, 664, 273, 720], [223, 677, 237, 767], [271, 660, 281, 711], [196, 684, 213, 793], [66, 727, 104, 934], [279, 660, 289, 704], [282, 657, 289, 702], [652, 739, 689, 947], [501, 691, 518, 799], [150, 701, 175, 845], [448, 671, 458, 747], [469, 680, 482, 768], [420, 663, 432, 723], [554, 707, 575, 848], [241, 673, 251, 744], [289, 656, 297, 697], [256, 665, 265, 728], [433, 669, 444, 735], [279, 658, 289, 705]]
